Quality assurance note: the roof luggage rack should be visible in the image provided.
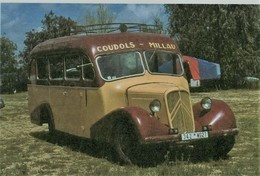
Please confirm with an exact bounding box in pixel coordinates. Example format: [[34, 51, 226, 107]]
[[71, 23, 162, 35]]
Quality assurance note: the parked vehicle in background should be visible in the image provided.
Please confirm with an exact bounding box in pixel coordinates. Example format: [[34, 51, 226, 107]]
[[182, 56, 221, 88], [0, 97, 5, 109], [28, 23, 238, 165]]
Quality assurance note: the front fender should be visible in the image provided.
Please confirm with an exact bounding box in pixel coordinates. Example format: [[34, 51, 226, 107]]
[[90, 107, 169, 144], [193, 99, 237, 132]]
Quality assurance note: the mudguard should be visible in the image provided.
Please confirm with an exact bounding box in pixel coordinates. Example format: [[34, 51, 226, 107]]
[[193, 99, 237, 132], [90, 100, 238, 145], [90, 107, 169, 144], [30, 103, 52, 125]]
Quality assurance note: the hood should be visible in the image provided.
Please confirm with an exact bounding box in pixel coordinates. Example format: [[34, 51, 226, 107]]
[[127, 83, 180, 125], [127, 82, 180, 95], [127, 82, 194, 132]]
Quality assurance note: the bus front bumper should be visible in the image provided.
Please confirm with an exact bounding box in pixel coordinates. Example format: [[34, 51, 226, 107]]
[[143, 128, 239, 145]]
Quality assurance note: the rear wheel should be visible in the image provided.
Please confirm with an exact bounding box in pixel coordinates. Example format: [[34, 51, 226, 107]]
[[41, 107, 55, 134], [48, 117, 55, 135]]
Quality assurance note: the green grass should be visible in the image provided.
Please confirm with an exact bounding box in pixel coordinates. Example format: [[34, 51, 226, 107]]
[[0, 90, 259, 175]]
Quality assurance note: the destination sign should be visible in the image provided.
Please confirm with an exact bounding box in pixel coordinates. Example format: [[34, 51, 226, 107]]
[[96, 42, 176, 52], [148, 42, 176, 50], [96, 42, 135, 52]]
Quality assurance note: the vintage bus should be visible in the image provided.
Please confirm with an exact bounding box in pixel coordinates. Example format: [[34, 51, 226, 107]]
[[28, 23, 238, 164]]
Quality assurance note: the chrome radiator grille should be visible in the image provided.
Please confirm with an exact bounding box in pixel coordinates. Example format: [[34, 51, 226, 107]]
[[166, 91, 194, 133]]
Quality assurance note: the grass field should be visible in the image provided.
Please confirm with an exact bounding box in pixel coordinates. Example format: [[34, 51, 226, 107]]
[[0, 90, 259, 176]]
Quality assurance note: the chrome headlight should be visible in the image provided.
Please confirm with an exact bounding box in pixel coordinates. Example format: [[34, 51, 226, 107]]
[[201, 97, 212, 110], [149, 99, 161, 113]]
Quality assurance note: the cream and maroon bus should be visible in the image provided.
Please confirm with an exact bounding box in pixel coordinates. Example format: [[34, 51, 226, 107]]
[[28, 23, 238, 164]]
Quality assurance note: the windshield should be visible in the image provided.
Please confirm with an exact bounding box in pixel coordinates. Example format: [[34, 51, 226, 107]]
[[145, 51, 183, 76], [97, 52, 144, 81]]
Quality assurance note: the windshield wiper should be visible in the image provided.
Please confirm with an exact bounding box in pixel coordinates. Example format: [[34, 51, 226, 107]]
[[76, 63, 93, 69]]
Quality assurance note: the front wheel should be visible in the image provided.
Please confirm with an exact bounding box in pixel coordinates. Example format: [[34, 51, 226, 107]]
[[193, 136, 235, 160], [113, 122, 169, 165], [113, 123, 140, 165], [212, 136, 235, 159]]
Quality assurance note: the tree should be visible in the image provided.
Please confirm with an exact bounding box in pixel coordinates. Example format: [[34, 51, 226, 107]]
[[20, 11, 77, 77], [83, 5, 115, 33], [152, 15, 164, 34], [165, 5, 260, 88], [84, 5, 115, 26], [41, 11, 77, 38], [0, 36, 18, 93]]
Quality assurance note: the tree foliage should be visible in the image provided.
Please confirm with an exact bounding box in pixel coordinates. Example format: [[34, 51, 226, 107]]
[[0, 36, 18, 93], [165, 5, 260, 88], [84, 5, 115, 26], [152, 14, 164, 34], [20, 11, 77, 75], [83, 5, 118, 33]]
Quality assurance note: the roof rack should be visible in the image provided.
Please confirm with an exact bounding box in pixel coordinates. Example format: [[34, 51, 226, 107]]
[[71, 23, 162, 35]]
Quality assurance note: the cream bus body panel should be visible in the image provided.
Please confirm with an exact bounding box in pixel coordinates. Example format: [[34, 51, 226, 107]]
[[90, 73, 191, 136], [48, 86, 86, 135], [28, 84, 102, 137], [29, 73, 191, 138], [28, 85, 49, 115]]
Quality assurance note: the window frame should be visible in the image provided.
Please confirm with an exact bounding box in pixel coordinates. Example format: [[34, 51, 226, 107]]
[[96, 51, 145, 82], [34, 50, 96, 87], [36, 55, 49, 80], [49, 54, 65, 81], [143, 50, 184, 77], [29, 58, 37, 84], [81, 55, 95, 81], [64, 54, 82, 81]]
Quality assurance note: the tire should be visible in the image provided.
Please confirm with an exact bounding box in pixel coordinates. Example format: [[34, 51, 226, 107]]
[[48, 117, 55, 135], [113, 122, 141, 165], [212, 136, 235, 159], [41, 107, 55, 135], [113, 122, 168, 165], [193, 136, 235, 160]]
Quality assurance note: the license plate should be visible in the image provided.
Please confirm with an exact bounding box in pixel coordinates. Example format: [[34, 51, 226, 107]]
[[181, 131, 209, 141]]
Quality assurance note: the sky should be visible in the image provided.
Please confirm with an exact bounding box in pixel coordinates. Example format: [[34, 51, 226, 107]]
[[1, 3, 168, 53]]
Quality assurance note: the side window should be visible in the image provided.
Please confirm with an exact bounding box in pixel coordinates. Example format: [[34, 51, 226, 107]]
[[29, 59, 36, 83], [145, 51, 183, 75], [49, 56, 64, 80], [37, 57, 48, 79], [65, 55, 81, 79], [83, 56, 94, 80]]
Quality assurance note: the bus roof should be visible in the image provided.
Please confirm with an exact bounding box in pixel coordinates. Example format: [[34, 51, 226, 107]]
[[30, 32, 180, 60]]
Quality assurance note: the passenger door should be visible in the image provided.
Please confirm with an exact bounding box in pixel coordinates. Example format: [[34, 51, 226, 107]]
[[49, 86, 87, 136], [48, 53, 94, 137]]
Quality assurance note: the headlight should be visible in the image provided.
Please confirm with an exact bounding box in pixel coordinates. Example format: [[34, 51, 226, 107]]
[[201, 97, 212, 110], [149, 99, 161, 113]]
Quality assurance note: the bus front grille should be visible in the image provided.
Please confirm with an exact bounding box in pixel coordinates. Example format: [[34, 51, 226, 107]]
[[166, 91, 194, 133]]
